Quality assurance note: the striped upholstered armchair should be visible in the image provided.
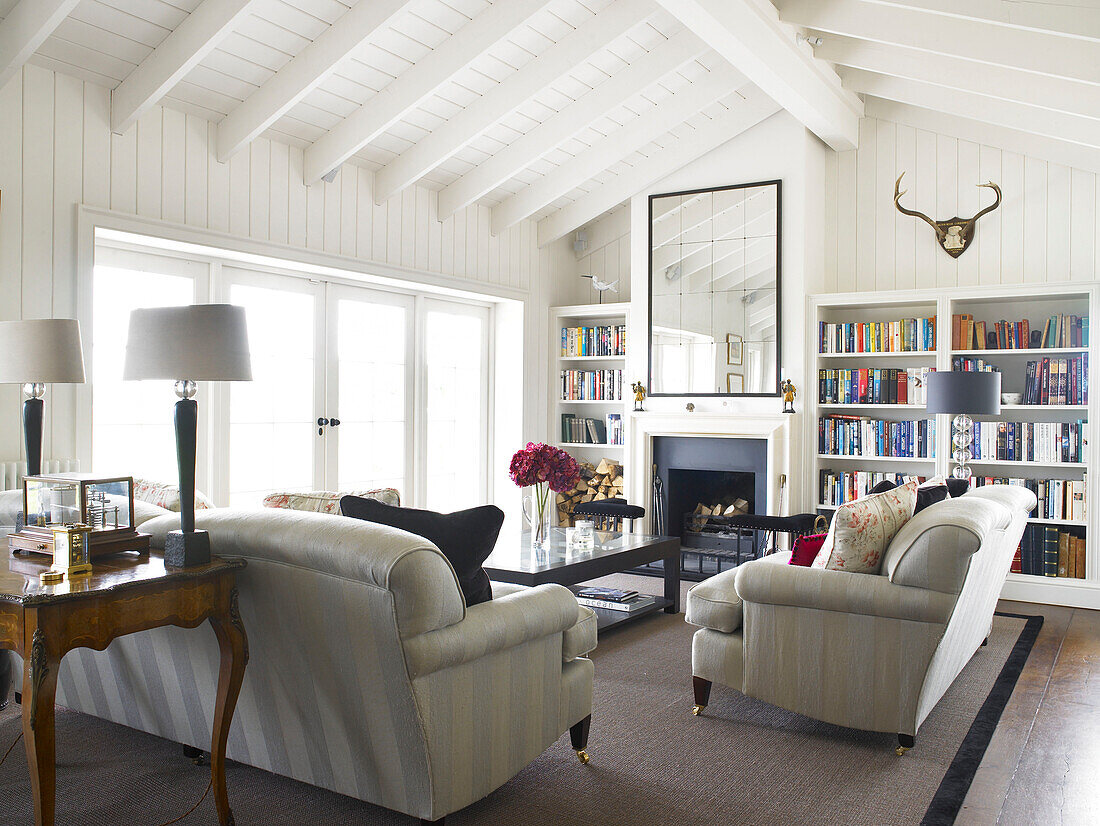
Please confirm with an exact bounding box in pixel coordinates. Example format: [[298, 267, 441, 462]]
[[685, 485, 1034, 753]]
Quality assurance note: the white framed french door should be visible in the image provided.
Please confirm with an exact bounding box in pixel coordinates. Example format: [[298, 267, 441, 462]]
[[218, 266, 326, 507]]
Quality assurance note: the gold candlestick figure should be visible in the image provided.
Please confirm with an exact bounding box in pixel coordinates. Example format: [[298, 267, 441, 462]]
[[781, 379, 796, 414], [631, 381, 646, 412]]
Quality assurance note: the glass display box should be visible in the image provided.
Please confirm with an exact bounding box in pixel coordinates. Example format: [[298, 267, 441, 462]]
[[9, 474, 151, 559]]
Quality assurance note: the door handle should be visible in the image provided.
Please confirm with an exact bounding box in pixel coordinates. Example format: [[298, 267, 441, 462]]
[[317, 416, 329, 435], [330, 418, 341, 427]]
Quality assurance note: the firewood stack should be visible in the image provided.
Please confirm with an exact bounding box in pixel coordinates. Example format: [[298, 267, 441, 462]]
[[687, 499, 750, 533], [556, 458, 625, 526]]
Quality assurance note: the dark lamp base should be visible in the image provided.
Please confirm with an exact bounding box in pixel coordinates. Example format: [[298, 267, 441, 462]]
[[165, 530, 211, 568]]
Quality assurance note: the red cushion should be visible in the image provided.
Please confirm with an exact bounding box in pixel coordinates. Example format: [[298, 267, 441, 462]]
[[789, 533, 827, 567]]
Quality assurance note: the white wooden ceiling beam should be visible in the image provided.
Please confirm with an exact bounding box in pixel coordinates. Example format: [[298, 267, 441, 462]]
[[0, 0, 80, 92], [816, 35, 1100, 121], [653, 0, 861, 151], [373, 0, 654, 204], [778, 0, 1100, 85], [841, 68, 1100, 150], [861, 0, 1100, 43], [111, 0, 258, 134], [216, 0, 413, 163], [303, 0, 551, 185], [863, 96, 1100, 176], [437, 28, 705, 220], [537, 85, 782, 246], [493, 72, 731, 234]]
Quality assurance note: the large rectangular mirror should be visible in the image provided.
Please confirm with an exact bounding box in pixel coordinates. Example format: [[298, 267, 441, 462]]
[[648, 180, 781, 397]]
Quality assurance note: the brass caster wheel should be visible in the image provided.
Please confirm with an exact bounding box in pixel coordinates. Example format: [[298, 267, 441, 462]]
[[575, 750, 590, 765], [895, 746, 910, 756], [692, 704, 705, 716]]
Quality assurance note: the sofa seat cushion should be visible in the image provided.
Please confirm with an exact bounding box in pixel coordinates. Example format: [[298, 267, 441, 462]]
[[563, 606, 597, 662], [341, 496, 503, 607]]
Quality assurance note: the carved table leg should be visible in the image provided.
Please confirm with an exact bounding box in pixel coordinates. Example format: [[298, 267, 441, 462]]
[[22, 625, 61, 826], [208, 587, 248, 826]]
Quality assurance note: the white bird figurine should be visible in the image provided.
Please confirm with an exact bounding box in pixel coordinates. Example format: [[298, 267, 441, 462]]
[[582, 275, 619, 303]]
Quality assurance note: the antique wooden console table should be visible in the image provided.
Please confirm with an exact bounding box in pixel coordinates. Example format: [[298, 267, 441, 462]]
[[0, 551, 248, 826]]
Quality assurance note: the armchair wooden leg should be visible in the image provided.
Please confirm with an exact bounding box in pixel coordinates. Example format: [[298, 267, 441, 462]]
[[896, 734, 915, 756], [692, 676, 712, 716], [570, 715, 591, 764]]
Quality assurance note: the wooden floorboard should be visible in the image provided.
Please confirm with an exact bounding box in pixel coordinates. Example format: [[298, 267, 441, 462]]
[[956, 600, 1100, 826]]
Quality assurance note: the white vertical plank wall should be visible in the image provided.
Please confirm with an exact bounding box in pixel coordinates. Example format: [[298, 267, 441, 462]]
[[822, 117, 1100, 293], [0, 65, 548, 467]]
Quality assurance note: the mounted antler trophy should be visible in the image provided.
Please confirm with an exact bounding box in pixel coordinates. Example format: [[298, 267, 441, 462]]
[[894, 173, 1001, 258]]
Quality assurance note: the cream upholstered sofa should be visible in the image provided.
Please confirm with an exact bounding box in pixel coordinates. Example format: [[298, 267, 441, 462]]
[[685, 485, 1035, 752], [0, 495, 597, 824]]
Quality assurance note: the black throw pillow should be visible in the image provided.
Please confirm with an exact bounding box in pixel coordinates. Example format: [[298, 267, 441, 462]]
[[339, 496, 503, 607], [869, 480, 898, 495], [945, 478, 970, 498], [866, 479, 950, 513]]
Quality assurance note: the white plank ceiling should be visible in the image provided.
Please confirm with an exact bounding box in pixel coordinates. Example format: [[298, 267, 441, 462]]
[[0, 0, 1094, 244]]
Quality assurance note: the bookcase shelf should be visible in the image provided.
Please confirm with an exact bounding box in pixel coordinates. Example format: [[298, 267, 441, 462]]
[[810, 284, 1100, 610]]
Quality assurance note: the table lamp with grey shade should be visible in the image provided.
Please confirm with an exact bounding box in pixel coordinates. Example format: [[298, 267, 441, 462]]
[[123, 305, 251, 567], [925, 370, 1001, 480], [0, 319, 86, 478]]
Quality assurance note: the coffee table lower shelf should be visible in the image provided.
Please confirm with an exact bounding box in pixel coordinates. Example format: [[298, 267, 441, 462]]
[[585, 597, 674, 630]]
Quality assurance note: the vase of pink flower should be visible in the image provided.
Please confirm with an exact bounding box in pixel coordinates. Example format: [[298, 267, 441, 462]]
[[509, 442, 580, 550]]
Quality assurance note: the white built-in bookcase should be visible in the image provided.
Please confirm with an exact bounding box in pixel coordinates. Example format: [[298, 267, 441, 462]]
[[549, 302, 631, 487], [809, 283, 1099, 610]]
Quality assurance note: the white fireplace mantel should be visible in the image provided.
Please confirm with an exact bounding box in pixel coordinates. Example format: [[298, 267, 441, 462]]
[[627, 412, 792, 535]]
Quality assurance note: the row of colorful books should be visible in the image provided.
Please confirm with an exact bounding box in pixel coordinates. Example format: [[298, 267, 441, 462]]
[[560, 413, 624, 446], [818, 471, 927, 508], [818, 416, 936, 458], [817, 367, 933, 405], [952, 313, 1088, 350], [818, 317, 936, 354], [1022, 357, 1087, 405], [560, 369, 623, 401], [964, 420, 1086, 464], [560, 325, 626, 357], [968, 477, 1086, 522], [1013, 524, 1086, 578]]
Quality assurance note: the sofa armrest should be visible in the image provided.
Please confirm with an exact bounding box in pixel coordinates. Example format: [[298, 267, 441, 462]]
[[563, 606, 597, 662], [734, 560, 955, 624], [403, 584, 583, 679]]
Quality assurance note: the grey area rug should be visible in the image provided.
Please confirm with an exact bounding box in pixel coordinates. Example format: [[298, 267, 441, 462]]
[[0, 577, 1028, 826]]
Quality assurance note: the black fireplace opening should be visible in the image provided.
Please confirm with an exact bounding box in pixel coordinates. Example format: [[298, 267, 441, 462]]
[[670, 469, 756, 534]]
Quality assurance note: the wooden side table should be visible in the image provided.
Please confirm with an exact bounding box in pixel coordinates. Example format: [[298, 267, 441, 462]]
[[0, 551, 248, 826]]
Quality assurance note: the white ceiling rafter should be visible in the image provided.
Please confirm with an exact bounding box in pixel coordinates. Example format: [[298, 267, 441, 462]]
[[110, 0, 259, 134], [493, 70, 732, 234], [777, 0, 1100, 85], [537, 84, 783, 246], [654, 0, 861, 151], [859, 0, 1100, 42], [815, 35, 1100, 121], [0, 0, 80, 92], [303, 0, 553, 185], [372, 0, 656, 205], [216, 0, 415, 163], [842, 68, 1100, 151]]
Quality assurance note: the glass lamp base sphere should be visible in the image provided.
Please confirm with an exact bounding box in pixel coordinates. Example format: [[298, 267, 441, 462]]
[[21, 382, 45, 399], [952, 464, 973, 480], [174, 379, 198, 400]]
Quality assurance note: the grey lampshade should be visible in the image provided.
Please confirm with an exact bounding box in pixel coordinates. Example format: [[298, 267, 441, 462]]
[[123, 304, 252, 382], [0, 319, 86, 384], [925, 370, 1001, 416]]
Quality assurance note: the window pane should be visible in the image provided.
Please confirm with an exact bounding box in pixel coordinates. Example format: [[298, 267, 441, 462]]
[[228, 283, 316, 507], [336, 299, 407, 498], [424, 308, 485, 512], [92, 265, 192, 481]]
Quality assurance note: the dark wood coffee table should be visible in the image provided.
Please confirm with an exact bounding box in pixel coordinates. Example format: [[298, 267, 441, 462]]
[[483, 529, 681, 631]]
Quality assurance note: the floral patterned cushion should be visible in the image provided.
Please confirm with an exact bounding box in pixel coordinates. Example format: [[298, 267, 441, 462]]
[[262, 488, 401, 514], [814, 480, 918, 574], [133, 478, 214, 513]]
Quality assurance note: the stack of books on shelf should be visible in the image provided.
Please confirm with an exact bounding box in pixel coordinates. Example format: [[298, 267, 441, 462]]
[[818, 317, 936, 354], [952, 313, 1089, 350], [818, 415, 935, 458], [570, 586, 657, 614], [560, 368, 623, 400], [951, 357, 999, 372], [965, 421, 1087, 464], [819, 471, 927, 507], [561, 413, 624, 446], [561, 325, 626, 357], [818, 367, 932, 404], [1014, 524, 1086, 578], [1022, 356, 1088, 405], [969, 477, 1086, 521]]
